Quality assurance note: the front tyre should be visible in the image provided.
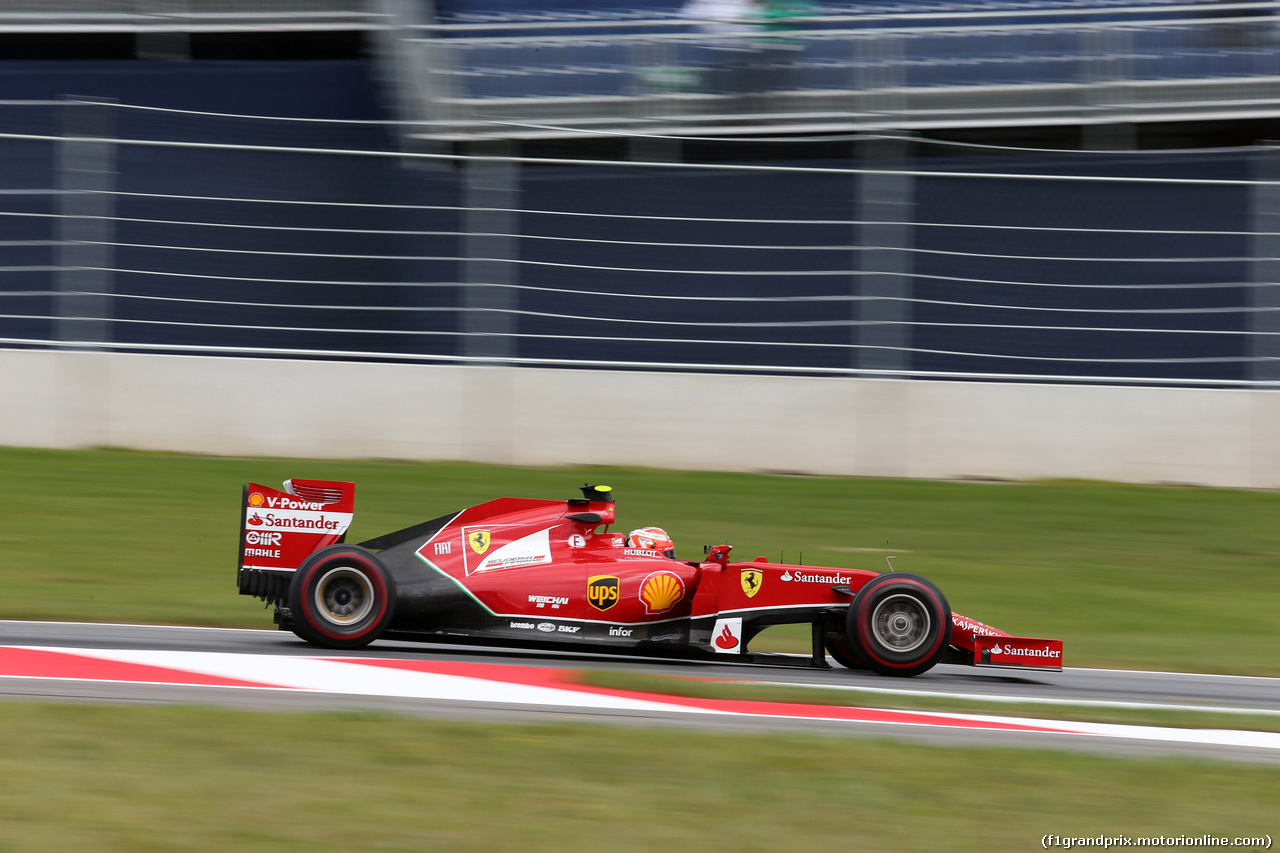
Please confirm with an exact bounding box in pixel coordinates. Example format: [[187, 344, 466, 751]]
[[846, 572, 951, 677], [288, 546, 396, 649]]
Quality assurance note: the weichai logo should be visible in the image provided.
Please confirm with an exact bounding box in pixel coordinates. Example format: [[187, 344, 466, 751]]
[[588, 575, 620, 611]]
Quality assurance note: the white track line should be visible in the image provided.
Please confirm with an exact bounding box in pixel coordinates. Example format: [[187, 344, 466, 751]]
[[5, 645, 1280, 751], [752, 680, 1280, 716]]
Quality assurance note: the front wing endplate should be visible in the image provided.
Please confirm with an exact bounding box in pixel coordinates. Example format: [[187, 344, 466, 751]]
[[972, 635, 1063, 671]]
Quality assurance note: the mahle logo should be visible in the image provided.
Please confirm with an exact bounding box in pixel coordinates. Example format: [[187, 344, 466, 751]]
[[588, 575, 620, 611]]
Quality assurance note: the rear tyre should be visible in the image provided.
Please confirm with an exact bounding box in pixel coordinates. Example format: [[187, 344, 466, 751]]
[[288, 546, 396, 649], [845, 572, 951, 677]]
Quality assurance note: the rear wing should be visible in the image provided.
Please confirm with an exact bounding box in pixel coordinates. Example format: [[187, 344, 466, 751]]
[[237, 479, 355, 601]]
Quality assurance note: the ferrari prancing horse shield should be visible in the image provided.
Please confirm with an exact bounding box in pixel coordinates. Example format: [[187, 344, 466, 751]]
[[740, 568, 763, 598], [469, 529, 491, 555]]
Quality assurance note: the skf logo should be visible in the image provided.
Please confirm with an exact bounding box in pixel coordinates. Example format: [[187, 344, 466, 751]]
[[740, 569, 762, 598], [588, 575, 620, 611], [639, 571, 685, 615], [469, 530, 491, 555]]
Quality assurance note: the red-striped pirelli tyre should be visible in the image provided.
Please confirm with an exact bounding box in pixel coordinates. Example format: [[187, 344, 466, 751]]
[[288, 546, 397, 649], [845, 572, 952, 677]]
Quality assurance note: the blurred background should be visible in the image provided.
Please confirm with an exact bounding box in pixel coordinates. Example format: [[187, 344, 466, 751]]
[[1, 0, 1278, 485]]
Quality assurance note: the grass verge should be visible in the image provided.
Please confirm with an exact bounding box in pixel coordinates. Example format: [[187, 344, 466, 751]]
[[2, 446, 1278, 675], [0, 702, 1276, 853]]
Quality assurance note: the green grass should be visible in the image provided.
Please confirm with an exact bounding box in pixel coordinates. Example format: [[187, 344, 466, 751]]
[[0, 702, 1275, 853], [578, 671, 1280, 732], [2, 446, 1278, 675]]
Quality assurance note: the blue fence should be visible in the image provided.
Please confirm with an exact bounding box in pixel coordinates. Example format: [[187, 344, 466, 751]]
[[0, 61, 1274, 386]]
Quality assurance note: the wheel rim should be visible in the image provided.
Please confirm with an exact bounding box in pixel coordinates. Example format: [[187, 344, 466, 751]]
[[314, 566, 375, 627], [870, 593, 931, 654]]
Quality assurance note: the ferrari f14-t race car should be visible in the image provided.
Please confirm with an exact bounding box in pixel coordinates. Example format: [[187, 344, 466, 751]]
[[237, 481, 1063, 677]]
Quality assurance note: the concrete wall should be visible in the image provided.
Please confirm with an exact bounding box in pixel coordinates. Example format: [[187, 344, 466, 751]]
[[2, 348, 1276, 488]]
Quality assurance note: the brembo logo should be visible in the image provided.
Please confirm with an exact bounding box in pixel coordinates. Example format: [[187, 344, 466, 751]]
[[990, 644, 1061, 658]]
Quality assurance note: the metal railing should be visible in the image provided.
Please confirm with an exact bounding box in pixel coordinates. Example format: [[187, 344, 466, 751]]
[[0, 0, 385, 33], [2, 100, 1277, 387]]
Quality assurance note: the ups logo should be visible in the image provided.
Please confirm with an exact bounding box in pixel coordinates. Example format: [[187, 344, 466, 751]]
[[588, 575, 620, 611]]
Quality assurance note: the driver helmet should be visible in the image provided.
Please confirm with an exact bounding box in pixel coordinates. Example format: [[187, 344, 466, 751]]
[[628, 526, 675, 558]]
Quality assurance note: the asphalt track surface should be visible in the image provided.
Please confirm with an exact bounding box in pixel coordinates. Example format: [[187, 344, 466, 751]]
[[2, 620, 1278, 764]]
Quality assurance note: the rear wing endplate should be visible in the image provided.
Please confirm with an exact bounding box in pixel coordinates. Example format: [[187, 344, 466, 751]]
[[237, 479, 355, 583]]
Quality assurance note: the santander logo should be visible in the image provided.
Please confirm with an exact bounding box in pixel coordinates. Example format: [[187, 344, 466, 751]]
[[990, 643, 1061, 658], [715, 624, 739, 650]]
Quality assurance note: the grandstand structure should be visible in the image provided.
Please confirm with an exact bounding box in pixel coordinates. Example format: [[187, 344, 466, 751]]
[[382, 0, 1280, 142], [9, 1, 1277, 140]]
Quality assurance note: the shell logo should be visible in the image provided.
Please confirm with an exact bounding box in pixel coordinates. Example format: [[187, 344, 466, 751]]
[[248, 492, 265, 508], [639, 570, 685, 615]]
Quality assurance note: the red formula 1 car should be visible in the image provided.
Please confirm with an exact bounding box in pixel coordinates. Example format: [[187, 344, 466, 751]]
[[237, 481, 1063, 677]]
